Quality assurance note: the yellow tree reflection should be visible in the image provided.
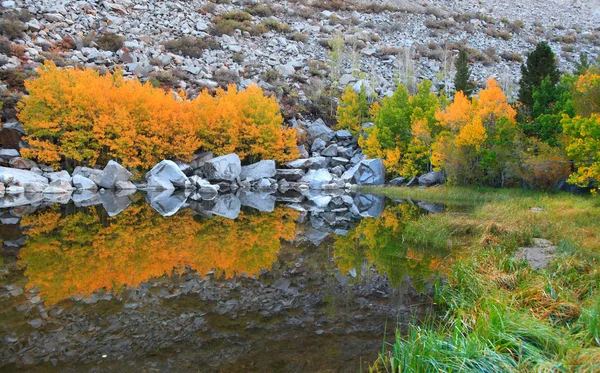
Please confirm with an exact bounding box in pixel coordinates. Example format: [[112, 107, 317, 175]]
[[334, 203, 450, 290], [20, 204, 298, 305]]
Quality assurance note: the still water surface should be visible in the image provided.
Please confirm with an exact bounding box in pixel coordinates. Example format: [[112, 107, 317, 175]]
[[0, 191, 459, 372]]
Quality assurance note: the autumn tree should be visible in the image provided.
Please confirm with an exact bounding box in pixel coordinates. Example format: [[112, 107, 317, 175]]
[[360, 79, 443, 177], [18, 61, 298, 170], [518, 42, 560, 108], [336, 85, 369, 135], [433, 79, 519, 186], [454, 49, 473, 97]]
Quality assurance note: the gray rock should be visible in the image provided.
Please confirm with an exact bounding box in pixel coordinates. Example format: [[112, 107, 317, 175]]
[[297, 145, 310, 158], [321, 144, 338, 157], [418, 171, 445, 187], [201, 154, 241, 181], [389, 177, 406, 186], [276, 169, 305, 181], [335, 130, 353, 140], [308, 156, 329, 170], [351, 194, 385, 218], [145, 160, 189, 188], [72, 191, 102, 207], [9, 157, 37, 169], [341, 158, 385, 185], [23, 182, 47, 193], [98, 161, 132, 189], [305, 118, 334, 142], [146, 176, 175, 191], [311, 138, 327, 153], [240, 160, 276, 182], [72, 175, 98, 191], [190, 151, 214, 170], [0, 148, 19, 160], [301, 169, 333, 189], [286, 158, 311, 169], [0, 166, 48, 186], [406, 176, 419, 187], [115, 180, 137, 190], [46, 170, 71, 183]]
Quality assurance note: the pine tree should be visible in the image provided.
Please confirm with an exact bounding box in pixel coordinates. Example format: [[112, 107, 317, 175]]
[[518, 42, 560, 108], [454, 49, 473, 97]]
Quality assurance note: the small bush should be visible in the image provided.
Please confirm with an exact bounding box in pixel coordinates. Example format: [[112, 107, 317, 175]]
[[293, 32, 308, 43], [246, 4, 273, 17], [209, 18, 251, 36], [0, 19, 25, 40], [213, 67, 239, 86], [263, 69, 282, 84], [562, 34, 577, 44], [310, 0, 348, 11], [222, 11, 252, 22], [424, 18, 454, 30], [96, 32, 124, 52], [508, 20, 525, 33], [164, 36, 220, 58], [261, 18, 291, 33], [500, 51, 523, 62], [232, 52, 244, 64]]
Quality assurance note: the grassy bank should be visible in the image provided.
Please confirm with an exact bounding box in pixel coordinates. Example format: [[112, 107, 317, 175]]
[[362, 186, 600, 372]]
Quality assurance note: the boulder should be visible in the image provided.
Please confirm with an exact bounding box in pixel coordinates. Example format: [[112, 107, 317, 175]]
[[240, 160, 276, 182], [9, 157, 37, 169], [188, 175, 211, 188], [190, 151, 214, 170], [23, 181, 47, 193], [201, 154, 241, 181], [305, 118, 334, 142], [98, 161, 132, 189], [0, 122, 24, 149], [6, 185, 24, 194], [311, 138, 327, 153], [72, 191, 102, 207], [389, 177, 406, 186], [115, 180, 137, 190], [74, 167, 104, 185], [0, 148, 19, 160], [72, 175, 98, 191], [46, 170, 71, 183], [335, 129, 353, 140], [341, 158, 385, 185], [0, 166, 48, 186], [276, 169, 305, 181], [301, 169, 333, 189], [308, 156, 329, 170], [321, 144, 338, 157], [145, 160, 189, 188], [146, 176, 175, 191], [49, 178, 74, 191], [286, 158, 311, 169], [406, 176, 419, 187], [418, 171, 445, 187], [297, 145, 310, 158], [351, 194, 385, 218]]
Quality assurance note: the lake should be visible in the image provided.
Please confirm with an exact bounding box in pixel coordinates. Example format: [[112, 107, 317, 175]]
[[0, 190, 459, 372]]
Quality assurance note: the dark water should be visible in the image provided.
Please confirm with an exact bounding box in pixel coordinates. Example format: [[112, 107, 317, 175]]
[[0, 190, 456, 372]]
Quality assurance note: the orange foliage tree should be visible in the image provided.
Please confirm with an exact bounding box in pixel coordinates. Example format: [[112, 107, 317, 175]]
[[18, 61, 297, 170], [433, 79, 520, 186], [20, 203, 298, 305]]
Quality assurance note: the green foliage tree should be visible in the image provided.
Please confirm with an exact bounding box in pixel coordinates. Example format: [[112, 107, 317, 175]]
[[454, 49, 473, 97], [518, 42, 560, 108]]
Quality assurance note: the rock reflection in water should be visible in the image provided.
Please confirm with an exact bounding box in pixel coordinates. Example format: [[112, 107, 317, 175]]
[[0, 191, 450, 371]]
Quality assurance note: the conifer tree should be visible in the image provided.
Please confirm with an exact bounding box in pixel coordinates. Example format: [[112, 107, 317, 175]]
[[518, 42, 560, 107], [454, 49, 473, 97]]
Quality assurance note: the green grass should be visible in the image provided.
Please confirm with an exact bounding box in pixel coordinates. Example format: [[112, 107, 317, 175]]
[[366, 186, 600, 372]]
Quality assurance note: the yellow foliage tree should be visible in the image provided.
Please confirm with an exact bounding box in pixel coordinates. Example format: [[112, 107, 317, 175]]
[[433, 78, 518, 186], [18, 61, 298, 169]]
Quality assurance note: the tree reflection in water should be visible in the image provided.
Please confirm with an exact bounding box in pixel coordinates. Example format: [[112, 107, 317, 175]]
[[19, 202, 299, 305]]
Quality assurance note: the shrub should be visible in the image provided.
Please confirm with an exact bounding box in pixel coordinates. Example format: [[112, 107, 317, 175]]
[[261, 18, 291, 33], [213, 67, 239, 86], [0, 18, 25, 40], [209, 18, 248, 36], [18, 61, 298, 169], [246, 4, 273, 17], [222, 11, 252, 22], [232, 52, 244, 64], [293, 32, 308, 43], [96, 32, 124, 52], [164, 36, 220, 58], [500, 51, 523, 62]]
